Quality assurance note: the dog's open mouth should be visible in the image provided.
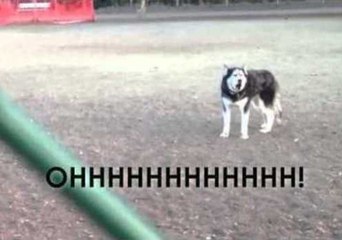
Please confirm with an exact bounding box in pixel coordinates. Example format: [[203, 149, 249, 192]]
[[236, 83, 241, 90]]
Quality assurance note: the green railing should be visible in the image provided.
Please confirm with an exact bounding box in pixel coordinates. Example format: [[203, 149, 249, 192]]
[[0, 90, 164, 240]]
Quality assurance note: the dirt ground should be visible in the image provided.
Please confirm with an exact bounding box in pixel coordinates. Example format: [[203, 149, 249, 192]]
[[0, 14, 342, 240]]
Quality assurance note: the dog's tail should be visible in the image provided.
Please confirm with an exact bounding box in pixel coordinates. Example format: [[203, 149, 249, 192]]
[[274, 92, 282, 125]]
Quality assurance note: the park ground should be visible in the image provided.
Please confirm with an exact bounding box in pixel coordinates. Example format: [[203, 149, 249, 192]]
[[0, 11, 342, 240]]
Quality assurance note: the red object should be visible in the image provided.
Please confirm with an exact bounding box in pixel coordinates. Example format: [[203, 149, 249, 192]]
[[0, 0, 95, 25]]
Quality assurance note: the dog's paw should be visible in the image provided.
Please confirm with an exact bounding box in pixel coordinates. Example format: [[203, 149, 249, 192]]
[[220, 132, 230, 138], [240, 134, 249, 140], [259, 128, 271, 134], [260, 123, 267, 129]]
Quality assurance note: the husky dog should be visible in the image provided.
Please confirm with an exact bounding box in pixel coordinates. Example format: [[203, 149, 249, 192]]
[[220, 65, 282, 139]]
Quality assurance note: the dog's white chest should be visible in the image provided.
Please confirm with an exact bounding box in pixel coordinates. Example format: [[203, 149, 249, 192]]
[[231, 98, 248, 108]]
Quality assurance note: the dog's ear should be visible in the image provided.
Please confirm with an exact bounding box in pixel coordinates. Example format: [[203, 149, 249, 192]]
[[223, 64, 229, 75], [242, 65, 248, 75]]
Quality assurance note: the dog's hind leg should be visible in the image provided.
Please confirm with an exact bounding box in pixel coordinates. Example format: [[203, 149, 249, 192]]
[[255, 97, 268, 130], [259, 107, 275, 133], [274, 93, 282, 125], [261, 114, 267, 130]]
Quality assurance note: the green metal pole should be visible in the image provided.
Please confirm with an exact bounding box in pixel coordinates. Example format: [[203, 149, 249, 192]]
[[0, 90, 164, 240]]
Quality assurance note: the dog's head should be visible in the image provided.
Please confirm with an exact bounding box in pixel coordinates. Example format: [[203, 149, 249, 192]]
[[223, 65, 248, 93]]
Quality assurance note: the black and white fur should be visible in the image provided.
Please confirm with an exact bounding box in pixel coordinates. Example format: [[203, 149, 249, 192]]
[[220, 65, 282, 139]]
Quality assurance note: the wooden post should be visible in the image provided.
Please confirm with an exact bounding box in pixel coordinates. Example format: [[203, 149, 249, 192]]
[[138, 0, 146, 14]]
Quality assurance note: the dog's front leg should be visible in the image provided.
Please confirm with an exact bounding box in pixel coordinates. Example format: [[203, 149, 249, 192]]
[[239, 104, 250, 140], [220, 98, 231, 138]]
